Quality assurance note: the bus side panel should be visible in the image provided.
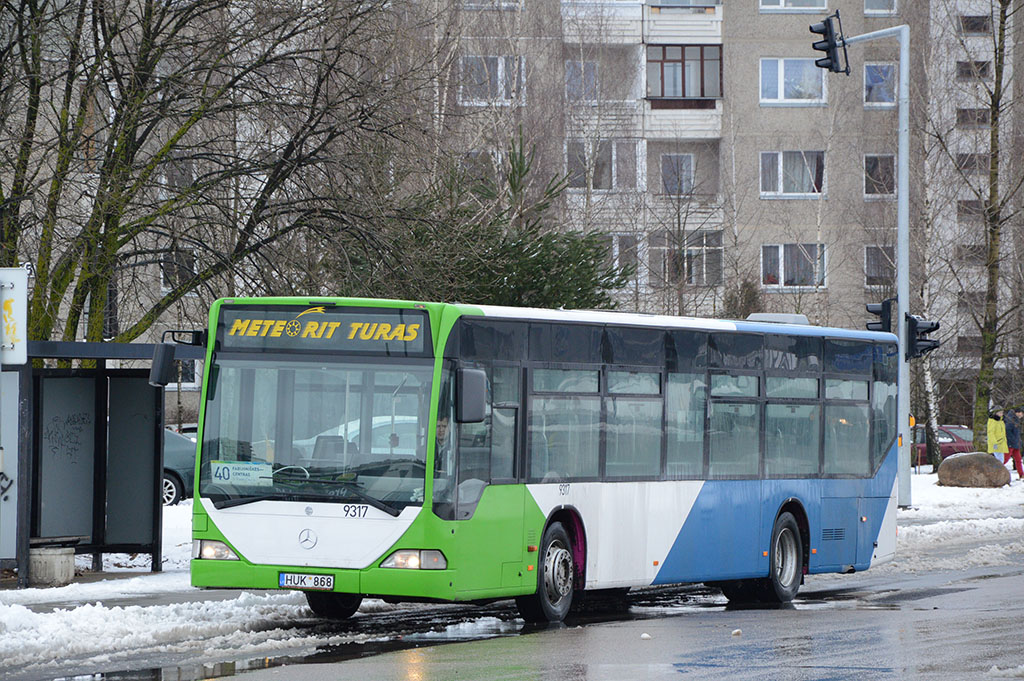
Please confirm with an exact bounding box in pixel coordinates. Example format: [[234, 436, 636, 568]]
[[525, 481, 704, 589], [653, 480, 762, 584]]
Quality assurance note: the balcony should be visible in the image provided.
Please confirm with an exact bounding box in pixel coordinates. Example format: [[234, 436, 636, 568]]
[[565, 101, 643, 137], [645, 2, 722, 44], [645, 99, 722, 139], [561, 2, 643, 44]]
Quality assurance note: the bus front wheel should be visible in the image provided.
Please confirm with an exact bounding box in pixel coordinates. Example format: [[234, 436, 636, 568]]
[[304, 592, 363, 620], [516, 521, 574, 623], [761, 511, 802, 602]]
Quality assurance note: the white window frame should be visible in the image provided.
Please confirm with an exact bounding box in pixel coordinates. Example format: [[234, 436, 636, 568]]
[[761, 243, 827, 290], [566, 139, 637, 193], [864, 245, 895, 287], [160, 248, 198, 296], [760, 0, 826, 12], [864, 0, 896, 15], [458, 55, 526, 107], [759, 151, 826, 198], [611, 233, 639, 280], [864, 153, 896, 199], [759, 58, 826, 106], [168, 359, 203, 392], [864, 62, 896, 109], [565, 60, 599, 104], [685, 231, 723, 287], [660, 153, 695, 195]]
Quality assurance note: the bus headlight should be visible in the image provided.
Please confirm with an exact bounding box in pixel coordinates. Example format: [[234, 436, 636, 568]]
[[193, 540, 240, 561], [380, 549, 447, 570]]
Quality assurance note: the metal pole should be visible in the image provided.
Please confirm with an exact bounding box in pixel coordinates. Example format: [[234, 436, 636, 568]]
[[841, 25, 911, 507]]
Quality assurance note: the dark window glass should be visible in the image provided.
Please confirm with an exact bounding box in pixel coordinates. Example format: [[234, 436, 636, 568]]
[[824, 404, 871, 476], [708, 333, 763, 369], [872, 343, 898, 468], [765, 404, 820, 477], [529, 323, 602, 363], [457, 320, 527, 361], [825, 340, 873, 375], [666, 372, 706, 478], [646, 44, 722, 98], [957, 108, 990, 127], [709, 402, 759, 477], [765, 335, 821, 372], [605, 398, 663, 478], [528, 396, 600, 480], [959, 15, 992, 35], [956, 60, 991, 79], [604, 327, 664, 366], [666, 330, 708, 371]]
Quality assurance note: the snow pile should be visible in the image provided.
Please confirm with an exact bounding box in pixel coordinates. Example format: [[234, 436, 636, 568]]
[[73, 500, 195, 573]]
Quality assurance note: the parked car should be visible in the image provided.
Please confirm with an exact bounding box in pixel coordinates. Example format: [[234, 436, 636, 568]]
[[912, 425, 974, 466], [164, 428, 198, 505]]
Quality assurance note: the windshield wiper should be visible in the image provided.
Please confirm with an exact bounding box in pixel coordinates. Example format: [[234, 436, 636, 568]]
[[212, 494, 278, 509], [334, 481, 402, 517]]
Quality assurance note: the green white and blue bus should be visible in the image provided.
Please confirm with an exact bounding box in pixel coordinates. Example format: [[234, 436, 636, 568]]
[[186, 297, 899, 622]]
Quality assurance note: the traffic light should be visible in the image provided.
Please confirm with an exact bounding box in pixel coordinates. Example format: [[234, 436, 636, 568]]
[[810, 15, 843, 73], [906, 314, 941, 359], [866, 298, 895, 334]]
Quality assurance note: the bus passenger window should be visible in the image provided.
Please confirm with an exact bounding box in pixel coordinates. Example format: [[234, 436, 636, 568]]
[[824, 404, 871, 476], [666, 373, 706, 478], [709, 402, 760, 477], [765, 404, 820, 476]]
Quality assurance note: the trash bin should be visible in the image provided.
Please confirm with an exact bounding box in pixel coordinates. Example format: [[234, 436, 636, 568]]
[[28, 547, 75, 587]]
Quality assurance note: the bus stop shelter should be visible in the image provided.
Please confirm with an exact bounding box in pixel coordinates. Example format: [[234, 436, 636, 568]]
[[0, 341, 203, 588]]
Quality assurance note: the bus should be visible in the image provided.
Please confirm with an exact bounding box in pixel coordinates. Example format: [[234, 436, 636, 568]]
[[182, 297, 899, 622]]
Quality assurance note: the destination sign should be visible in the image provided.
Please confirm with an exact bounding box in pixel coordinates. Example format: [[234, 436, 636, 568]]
[[218, 305, 431, 355]]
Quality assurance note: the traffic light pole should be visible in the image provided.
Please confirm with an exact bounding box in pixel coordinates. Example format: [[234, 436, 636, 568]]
[[841, 25, 911, 506]]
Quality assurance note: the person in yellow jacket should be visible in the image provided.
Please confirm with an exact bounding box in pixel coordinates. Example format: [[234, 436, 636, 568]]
[[987, 409, 1008, 458]]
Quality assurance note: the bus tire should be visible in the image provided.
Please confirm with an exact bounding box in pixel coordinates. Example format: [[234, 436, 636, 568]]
[[304, 592, 362, 620], [716, 579, 759, 604], [516, 521, 574, 623], [761, 511, 802, 602]]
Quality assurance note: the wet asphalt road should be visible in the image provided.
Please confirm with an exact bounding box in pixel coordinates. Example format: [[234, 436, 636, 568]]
[[232, 565, 1024, 681]]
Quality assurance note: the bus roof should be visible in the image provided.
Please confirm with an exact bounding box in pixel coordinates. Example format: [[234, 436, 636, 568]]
[[468, 304, 898, 344]]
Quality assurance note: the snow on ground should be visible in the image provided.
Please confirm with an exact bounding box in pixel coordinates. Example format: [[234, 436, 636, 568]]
[[2, 472, 1023, 677]]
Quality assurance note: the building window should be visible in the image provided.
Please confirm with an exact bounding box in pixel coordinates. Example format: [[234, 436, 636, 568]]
[[955, 153, 987, 174], [959, 15, 992, 35], [161, 248, 196, 291], [762, 243, 825, 288], [685, 231, 723, 287], [567, 139, 636, 191], [760, 58, 824, 104], [461, 149, 502, 185], [956, 61, 991, 79], [957, 199, 985, 225], [459, 56, 524, 106], [864, 154, 895, 197], [646, 45, 721, 99], [598, 233, 638, 275], [649, 231, 721, 288], [865, 246, 894, 286], [760, 0, 826, 9], [865, 0, 896, 13], [864, 63, 896, 107], [760, 151, 824, 197], [661, 154, 694, 195], [957, 108, 990, 127], [957, 336, 984, 355], [566, 60, 598, 102], [169, 359, 202, 391], [955, 244, 987, 266], [957, 290, 985, 314]]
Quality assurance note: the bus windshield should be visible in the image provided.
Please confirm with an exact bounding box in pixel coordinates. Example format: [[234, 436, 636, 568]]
[[199, 356, 434, 513]]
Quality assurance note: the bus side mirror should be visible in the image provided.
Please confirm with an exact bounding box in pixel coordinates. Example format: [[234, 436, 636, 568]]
[[456, 368, 487, 423], [149, 343, 177, 387]]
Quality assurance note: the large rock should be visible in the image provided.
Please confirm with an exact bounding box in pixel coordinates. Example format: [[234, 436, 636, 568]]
[[937, 452, 1010, 488]]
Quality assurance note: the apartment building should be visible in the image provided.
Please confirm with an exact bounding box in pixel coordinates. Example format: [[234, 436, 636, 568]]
[[453, 0, 1023, 420]]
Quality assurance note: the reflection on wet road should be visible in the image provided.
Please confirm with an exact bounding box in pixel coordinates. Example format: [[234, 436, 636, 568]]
[[28, 566, 1024, 681]]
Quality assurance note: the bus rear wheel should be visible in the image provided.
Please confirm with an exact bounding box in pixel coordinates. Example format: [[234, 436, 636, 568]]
[[516, 521, 574, 623], [760, 511, 802, 603], [304, 592, 362, 620]]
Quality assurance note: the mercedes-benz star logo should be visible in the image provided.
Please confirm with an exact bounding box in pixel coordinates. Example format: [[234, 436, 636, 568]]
[[298, 528, 318, 550]]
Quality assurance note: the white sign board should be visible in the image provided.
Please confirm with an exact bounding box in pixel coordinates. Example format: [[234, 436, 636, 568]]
[[0, 267, 28, 366]]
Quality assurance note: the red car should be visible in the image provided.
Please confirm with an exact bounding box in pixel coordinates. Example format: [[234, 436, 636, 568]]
[[912, 425, 975, 466]]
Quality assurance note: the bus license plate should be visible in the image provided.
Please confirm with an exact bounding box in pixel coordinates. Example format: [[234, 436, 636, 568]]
[[279, 572, 334, 591]]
